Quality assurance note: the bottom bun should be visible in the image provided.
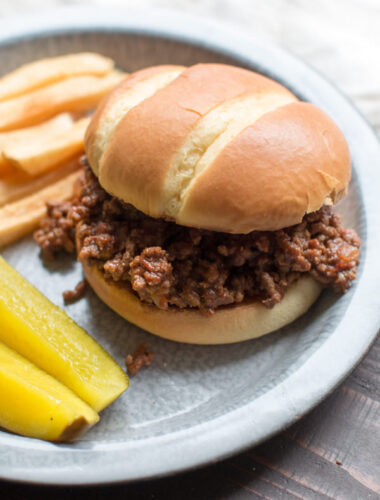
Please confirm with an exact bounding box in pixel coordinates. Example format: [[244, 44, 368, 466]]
[[82, 260, 322, 344]]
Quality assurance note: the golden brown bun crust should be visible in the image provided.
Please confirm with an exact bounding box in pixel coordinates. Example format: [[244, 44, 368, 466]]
[[179, 102, 351, 231], [85, 65, 186, 176], [82, 260, 322, 345], [86, 63, 351, 233]]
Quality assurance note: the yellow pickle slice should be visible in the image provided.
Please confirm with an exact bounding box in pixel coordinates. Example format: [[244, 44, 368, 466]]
[[0, 256, 128, 412], [0, 341, 99, 442]]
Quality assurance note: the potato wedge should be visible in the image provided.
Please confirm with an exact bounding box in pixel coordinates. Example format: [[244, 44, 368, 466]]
[[0, 158, 80, 207], [0, 52, 114, 102], [3, 118, 90, 176], [0, 71, 125, 131], [0, 170, 81, 247], [0, 113, 74, 175], [0, 340, 99, 442], [0, 256, 129, 412]]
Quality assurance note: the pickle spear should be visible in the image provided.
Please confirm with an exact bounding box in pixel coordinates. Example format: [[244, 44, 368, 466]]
[[0, 256, 128, 412], [0, 341, 99, 442]]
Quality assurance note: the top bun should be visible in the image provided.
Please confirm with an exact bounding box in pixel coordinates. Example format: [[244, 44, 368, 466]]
[[85, 63, 351, 233]]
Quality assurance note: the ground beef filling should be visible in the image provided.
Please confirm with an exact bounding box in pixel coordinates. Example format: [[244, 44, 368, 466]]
[[63, 279, 88, 305], [34, 165, 361, 313], [125, 342, 155, 376]]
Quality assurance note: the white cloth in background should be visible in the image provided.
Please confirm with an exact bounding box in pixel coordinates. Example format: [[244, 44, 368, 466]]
[[1, 0, 379, 133]]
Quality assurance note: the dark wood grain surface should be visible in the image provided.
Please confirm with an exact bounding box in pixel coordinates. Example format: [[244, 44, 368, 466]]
[[1, 333, 379, 500]]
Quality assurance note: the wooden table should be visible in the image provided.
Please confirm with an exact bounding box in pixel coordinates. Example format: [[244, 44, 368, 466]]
[[1, 1, 379, 498]]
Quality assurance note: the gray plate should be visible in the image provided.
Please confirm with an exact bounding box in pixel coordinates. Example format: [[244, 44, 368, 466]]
[[0, 6, 380, 487]]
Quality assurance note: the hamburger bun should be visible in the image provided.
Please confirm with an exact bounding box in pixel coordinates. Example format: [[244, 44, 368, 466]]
[[82, 259, 322, 344], [82, 63, 351, 344], [85, 63, 351, 234]]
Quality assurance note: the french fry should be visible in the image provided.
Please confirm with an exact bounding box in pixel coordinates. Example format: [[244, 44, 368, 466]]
[[0, 170, 81, 248], [0, 158, 80, 207], [0, 161, 15, 178], [0, 113, 74, 175], [0, 52, 114, 102], [0, 71, 125, 131], [3, 118, 90, 176]]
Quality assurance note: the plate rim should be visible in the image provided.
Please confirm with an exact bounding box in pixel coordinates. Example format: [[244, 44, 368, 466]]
[[0, 5, 380, 486]]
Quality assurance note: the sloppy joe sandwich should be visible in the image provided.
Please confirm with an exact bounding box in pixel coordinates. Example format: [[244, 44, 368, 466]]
[[35, 63, 360, 344]]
